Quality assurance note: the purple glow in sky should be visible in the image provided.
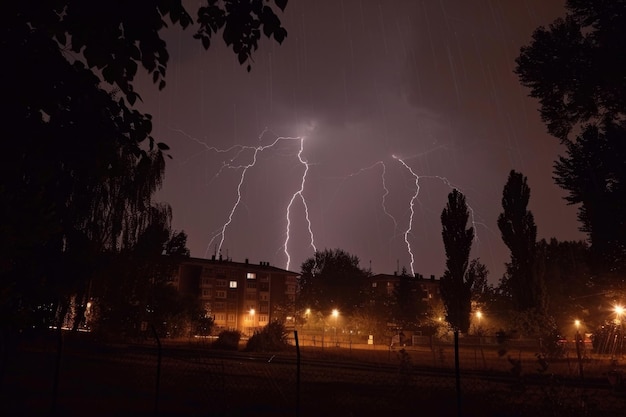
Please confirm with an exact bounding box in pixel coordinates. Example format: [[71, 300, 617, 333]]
[[137, 0, 583, 282]]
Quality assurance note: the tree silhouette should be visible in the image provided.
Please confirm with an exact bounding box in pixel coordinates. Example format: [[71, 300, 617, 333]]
[[515, 1, 626, 276], [298, 249, 370, 316], [554, 119, 626, 274], [440, 189, 474, 334], [515, 1, 626, 141], [391, 268, 429, 331], [498, 170, 545, 313], [1, 1, 288, 332]]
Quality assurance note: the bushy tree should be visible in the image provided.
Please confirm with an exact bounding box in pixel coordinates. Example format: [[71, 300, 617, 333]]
[[440, 190, 475, 334], [1, 1, 288, 333], [553, 120, 626, 274], [515, 1, 626, 141], [298, 249, 370, 315], [516, 1, 626, 276]]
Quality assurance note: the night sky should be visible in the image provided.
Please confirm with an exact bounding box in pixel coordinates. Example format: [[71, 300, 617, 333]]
[[136, 0, 584, 282]]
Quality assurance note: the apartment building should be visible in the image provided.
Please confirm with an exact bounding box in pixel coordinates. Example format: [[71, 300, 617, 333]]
[[369, 272, 442, 306], [172, 256, 299, 334]]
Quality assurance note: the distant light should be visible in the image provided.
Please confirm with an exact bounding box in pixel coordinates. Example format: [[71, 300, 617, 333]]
[[332, 309, 339, 318], [476, 311, 482, 319], [249, 309, 255, 316], [615, 305, 624, 316], [574, 319, 580, 328]]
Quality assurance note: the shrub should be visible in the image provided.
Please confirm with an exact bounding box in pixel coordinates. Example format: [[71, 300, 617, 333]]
[[245, 321, 291, 352], [212, 330, 241, 350]]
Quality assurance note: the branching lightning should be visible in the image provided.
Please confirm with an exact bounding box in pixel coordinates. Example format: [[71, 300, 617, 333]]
[[174, 127, 317, 270], [284, 137, 316, 270], [174, 126, 485, 277], [393, 155, 480, 276], [393, 155, 420, 276]]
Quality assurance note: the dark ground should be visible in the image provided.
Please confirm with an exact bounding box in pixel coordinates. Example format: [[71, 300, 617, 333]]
[[1, 332, 625, 417]]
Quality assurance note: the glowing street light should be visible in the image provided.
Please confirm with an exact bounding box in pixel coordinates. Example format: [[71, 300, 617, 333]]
[[614, 305, 624, 324], [332, 309, 339, 347]]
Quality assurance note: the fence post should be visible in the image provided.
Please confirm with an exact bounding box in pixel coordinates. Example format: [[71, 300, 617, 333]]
[[454, 330, 462, 417], [294, 330, 300, 417], [150, 325, 162, 416]]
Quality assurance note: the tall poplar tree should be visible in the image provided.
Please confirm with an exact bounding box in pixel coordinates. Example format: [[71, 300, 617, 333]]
[[440, 189, 475, 334], [498, 170, 546, 312]]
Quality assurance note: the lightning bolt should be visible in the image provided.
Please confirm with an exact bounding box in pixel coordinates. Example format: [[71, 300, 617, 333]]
[[393, 155, 480, 276], [393, 155, 420, 276], [173, 127, 317, 269], [283, 137, 316, 271]]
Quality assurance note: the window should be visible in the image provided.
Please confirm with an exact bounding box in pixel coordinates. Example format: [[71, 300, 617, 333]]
[[202, 289, 210, 297], [372, 282, 377, 288], [247, 281, 257, 289], [247, 272, 256, 279], [229, 280, 237, 288], [216, 280, 226, 287], [259, 315, 268, 323], [215, 314, 225, 321], [227, 314, 235, 322], [216, 291, 226, 298]]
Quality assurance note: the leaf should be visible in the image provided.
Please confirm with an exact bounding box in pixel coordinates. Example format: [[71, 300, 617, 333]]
[[157, 142, 170, 151], [275, 0, 288, 12], [274, 28, 287, 44], [202, 35, 210, 50]]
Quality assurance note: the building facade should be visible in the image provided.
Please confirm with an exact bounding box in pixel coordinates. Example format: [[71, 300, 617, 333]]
[[172, 256, 299, 334], [369, 272, 442, 306]]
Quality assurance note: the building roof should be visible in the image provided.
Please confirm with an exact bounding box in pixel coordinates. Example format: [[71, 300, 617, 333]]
[[182, 256, 300, 276]]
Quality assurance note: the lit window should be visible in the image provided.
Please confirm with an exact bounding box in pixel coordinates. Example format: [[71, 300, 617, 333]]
[[372, 282, 377, 288], [229, 281, 237, 288], [247, 272, 256, 279]]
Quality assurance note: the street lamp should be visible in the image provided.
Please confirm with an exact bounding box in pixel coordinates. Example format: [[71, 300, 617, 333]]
[[574, 319, 584, 379], [332, 309, 339, 347]]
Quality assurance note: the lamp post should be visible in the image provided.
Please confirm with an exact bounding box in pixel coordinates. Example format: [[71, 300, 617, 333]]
[[332, 309, 339, 347], [574, 319, 584, 380]]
